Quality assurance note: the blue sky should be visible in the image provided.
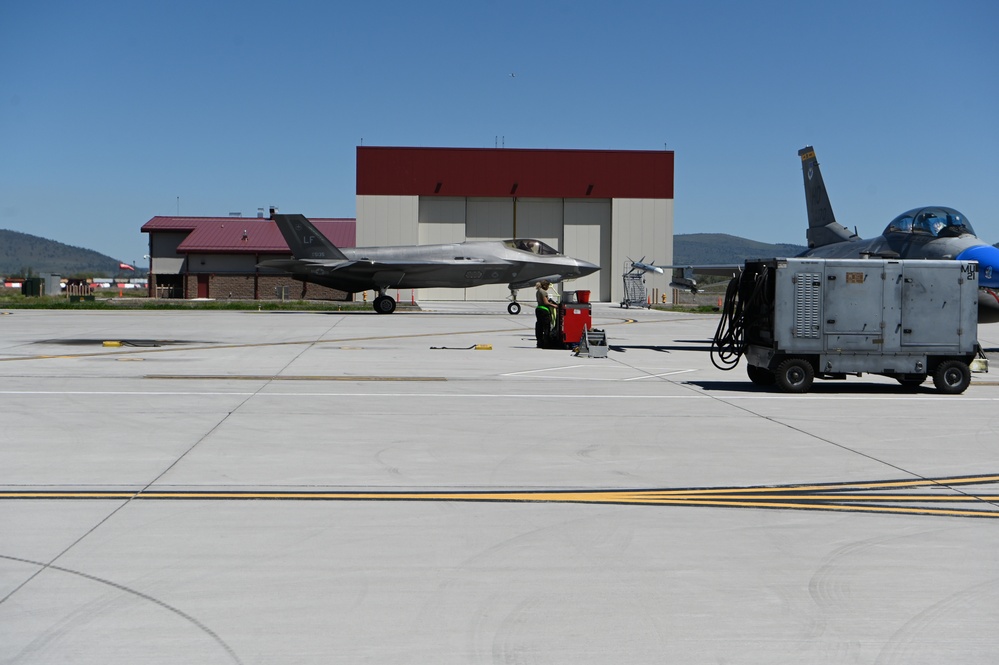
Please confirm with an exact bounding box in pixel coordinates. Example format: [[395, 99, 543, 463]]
[[2, 0, 997, 266]]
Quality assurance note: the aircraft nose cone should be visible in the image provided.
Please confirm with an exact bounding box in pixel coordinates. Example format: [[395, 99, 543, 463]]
[[576, 258, 600, 277], [956, 245, 999, 288]]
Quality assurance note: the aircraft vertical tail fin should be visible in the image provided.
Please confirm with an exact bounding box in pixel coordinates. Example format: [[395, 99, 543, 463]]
[[799, 146, 856, 248], [271, 213, 348, 261]]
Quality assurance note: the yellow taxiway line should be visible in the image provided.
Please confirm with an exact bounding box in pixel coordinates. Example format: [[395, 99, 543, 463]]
[[3, 474, 998, 518]]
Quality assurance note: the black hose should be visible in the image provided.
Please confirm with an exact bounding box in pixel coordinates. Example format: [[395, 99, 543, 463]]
[[710, 268, 770, 371], [710, 276, 745, 370]]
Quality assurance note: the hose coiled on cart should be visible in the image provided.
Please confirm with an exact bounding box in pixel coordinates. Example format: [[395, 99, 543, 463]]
[[710, 276, 745, 370], [710, 268, 769, 370]]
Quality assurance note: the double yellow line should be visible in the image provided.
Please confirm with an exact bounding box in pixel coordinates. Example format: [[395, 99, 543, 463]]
[[4, 474, 998, 518]]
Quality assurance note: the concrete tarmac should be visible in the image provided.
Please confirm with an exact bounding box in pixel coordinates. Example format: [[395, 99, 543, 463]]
[[1, 303, 998, 664]]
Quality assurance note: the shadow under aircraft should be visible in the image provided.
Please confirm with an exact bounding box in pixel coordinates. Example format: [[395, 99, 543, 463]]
[[671, 146, 999, 323], [259, 212, 599, 313]]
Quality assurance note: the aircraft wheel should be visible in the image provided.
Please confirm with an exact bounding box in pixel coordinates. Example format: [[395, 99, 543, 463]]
[[747, 364, 776, 386], [373, 295, 397, 314], [508, 302, 521, 315], [776, 358, 814, 393], [933, 360, 970, 394]]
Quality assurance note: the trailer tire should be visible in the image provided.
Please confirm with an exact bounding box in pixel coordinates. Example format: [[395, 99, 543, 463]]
[[933, 360, 971, 394], [776, 358, 814, 393], [747, 364, 776, 386]]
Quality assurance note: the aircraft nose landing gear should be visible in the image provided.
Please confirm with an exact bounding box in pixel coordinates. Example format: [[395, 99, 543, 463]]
[[507, 288, 521, 315]]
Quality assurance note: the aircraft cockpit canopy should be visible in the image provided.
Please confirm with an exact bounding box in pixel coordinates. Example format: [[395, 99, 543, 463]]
[[504, 239, 560, 255], [885, 207, 975, 238]]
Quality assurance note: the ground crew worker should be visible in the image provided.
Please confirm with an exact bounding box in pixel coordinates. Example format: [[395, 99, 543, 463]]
[[535, 280, 558, 347]]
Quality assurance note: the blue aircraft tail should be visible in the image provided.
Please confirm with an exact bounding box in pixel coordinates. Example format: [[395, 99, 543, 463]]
[[799, 146, 856, 248], [271, 213, 348, 261]]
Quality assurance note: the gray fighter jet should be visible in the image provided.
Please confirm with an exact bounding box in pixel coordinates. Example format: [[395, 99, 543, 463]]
[[672, 145, 999, 323], [798, 146, 999, 322], [257, 213, 600, 313]]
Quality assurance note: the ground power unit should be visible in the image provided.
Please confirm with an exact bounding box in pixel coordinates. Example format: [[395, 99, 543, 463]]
[[713, 258, 987, 393]]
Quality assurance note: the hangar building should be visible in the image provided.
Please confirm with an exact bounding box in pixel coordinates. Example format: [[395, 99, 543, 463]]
[[143, 146, 674, 303], [356, 146, 674, 304]]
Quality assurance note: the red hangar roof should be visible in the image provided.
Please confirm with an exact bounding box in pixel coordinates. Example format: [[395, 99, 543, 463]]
[[142, 217, 356, 253], [356, 147, 674, 199]]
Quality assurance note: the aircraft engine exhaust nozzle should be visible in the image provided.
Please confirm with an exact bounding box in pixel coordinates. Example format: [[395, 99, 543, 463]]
[[956, 245, 999, 289]]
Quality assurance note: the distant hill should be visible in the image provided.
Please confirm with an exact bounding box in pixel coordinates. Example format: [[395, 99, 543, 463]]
[[673, 233, 806, 265], [0, 229, 131, 277]]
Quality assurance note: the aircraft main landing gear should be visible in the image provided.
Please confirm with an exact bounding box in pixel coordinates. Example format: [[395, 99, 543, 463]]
[[373, 294, 396, 314]]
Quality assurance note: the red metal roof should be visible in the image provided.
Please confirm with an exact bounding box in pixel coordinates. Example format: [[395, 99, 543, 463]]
[[357, 147, 674, 199], [142, 217, 356, 254]]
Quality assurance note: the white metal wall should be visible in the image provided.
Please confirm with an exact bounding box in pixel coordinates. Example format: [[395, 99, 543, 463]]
[[463, 198, 517, 300], [610, 198, 674, 304], [418, 197, 466, 244], [563, 198, 611, 301], [356, 195, 419, 247], [513, 199, 562, 249], [418, 197, 467, 300]]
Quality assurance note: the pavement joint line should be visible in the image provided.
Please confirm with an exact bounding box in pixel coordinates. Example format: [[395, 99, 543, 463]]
[[501, 365, 591, 376], [3, 389, 999, 400], [143, 375, 448, 381], [622, 369, 698, 380]]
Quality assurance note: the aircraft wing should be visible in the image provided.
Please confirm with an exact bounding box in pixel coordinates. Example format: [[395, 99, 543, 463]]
[[260, 258, 508, 273], [665, 264, 742, 293], [257, 257, 517, 292], [330, 259, 511, 276]]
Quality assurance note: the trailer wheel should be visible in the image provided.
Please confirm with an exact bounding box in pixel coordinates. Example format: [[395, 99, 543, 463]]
[[933, 360, 971, 394], [747, 364, 776, 386], [776, 358, 814, 393]]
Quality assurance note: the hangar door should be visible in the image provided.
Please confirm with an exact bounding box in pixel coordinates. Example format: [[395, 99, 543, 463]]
[[563, 199, 610, 302], [465, 198, 562, 301], [418, 197, 467, 300]]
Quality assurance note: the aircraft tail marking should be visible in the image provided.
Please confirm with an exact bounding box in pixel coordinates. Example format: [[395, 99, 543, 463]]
[[799, 146, 855, 248], [272, 214, 348, 261]]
